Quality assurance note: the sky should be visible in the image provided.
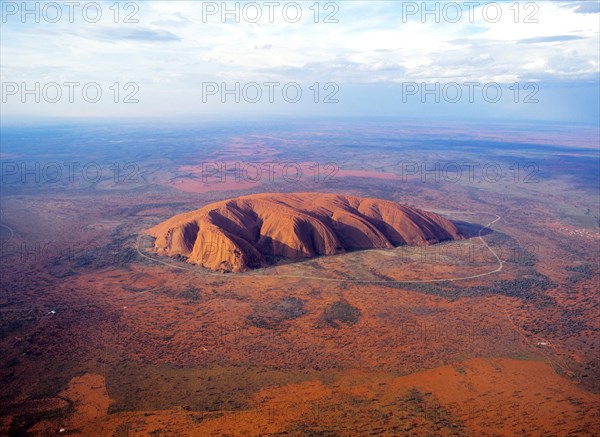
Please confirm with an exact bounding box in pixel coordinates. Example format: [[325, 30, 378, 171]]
[[1, 0, 599, 123]]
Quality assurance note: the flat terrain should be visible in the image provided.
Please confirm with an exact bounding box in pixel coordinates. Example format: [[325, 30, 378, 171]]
[[1, 120, 598, 435]]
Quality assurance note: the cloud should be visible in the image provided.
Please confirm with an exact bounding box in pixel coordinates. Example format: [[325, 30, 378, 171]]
[[359, 61, 405, 73], [151, 12, 192, 27], [1, 0, 598, 121], [518, 35, 585, 44], [563, 2, 600, 14], [92, 28, 181, 43]]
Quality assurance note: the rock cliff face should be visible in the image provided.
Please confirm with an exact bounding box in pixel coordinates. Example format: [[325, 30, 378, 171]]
[[147, 193, 462, 272]]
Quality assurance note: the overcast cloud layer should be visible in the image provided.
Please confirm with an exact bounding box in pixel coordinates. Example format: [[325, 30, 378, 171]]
[[1, 1, 598, 122]]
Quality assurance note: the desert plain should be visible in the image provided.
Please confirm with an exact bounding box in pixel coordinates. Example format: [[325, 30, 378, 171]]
[[0, 120, 598, 435]]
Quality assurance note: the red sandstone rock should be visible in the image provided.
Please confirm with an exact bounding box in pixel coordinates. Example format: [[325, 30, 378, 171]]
[[147, 193, 462, 272]]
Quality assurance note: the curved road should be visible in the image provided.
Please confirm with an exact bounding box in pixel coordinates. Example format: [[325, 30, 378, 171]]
[[0, 222, 15, 247]]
